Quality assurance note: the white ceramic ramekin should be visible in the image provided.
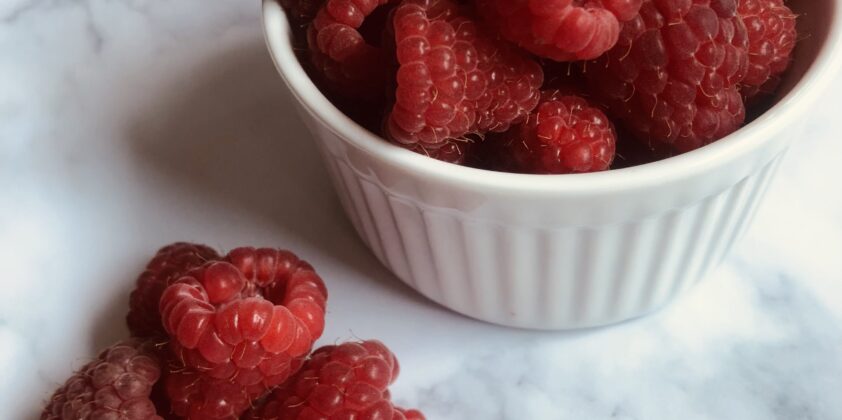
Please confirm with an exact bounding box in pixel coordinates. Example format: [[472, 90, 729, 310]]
[[263, 0, 841, 329]]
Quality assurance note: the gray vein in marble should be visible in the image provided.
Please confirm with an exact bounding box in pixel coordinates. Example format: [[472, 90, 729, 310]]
[[397, 267, 842, 419], [80, 0, 103, 54], [0, 0, 45, 24]]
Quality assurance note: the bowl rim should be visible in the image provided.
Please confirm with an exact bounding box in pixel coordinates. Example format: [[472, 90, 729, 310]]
[[262, 0, 842, 195]]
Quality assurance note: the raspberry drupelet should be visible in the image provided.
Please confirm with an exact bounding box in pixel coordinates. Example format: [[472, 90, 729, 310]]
[[584, 0, 750, 153], [41, 340, 163, 420], [243, 340, 425, 420], [385, 0, 544, 153], [127, 242, 220, 338], [159, 247, 328, 419], [475, 0, 644, 61], [488, 91, 617, 174], [738, 0, 797, 100]]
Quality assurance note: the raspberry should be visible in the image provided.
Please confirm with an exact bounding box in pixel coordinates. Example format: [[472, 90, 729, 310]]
[[584, 0, 750, 153], [243, 340, 425, 420], [162, 348, 306, 419], [738, 0, 797, 99], [475, 0, 644, 61], [307, 0, 392, 101], [164, 370, 251, 420], [127, 242, 220, 338], [162, 357, 304, 420], [487, 91, 617, 174], [42, 340, 163, 420], [385, 0, 544, 151], [159, 248, 328, 418]]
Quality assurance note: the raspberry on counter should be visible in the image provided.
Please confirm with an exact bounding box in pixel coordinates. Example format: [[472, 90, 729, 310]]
[[127, 242, 220, 338], [41, 340, 164, 420], [244, 340, 425, 420], [44, 241, 429, 420], [160, 248, 328, 419], [163, 363, 293, 419]]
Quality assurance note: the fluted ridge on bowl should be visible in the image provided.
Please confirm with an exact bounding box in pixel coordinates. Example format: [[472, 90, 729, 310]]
[[322, 149, 782, 329]]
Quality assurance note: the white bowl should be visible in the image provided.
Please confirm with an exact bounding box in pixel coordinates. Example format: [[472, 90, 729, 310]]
[[262, 0, 842, 329]]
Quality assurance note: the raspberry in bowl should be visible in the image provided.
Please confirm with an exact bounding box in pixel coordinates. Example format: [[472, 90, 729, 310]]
[[262, 0, 841, 329]]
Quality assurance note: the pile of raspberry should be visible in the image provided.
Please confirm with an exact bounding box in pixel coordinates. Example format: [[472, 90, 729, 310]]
[[42, 243, 425, 420], [288, 0, 798, 173]]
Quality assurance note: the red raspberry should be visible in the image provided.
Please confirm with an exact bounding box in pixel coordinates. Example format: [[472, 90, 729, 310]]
[[487, 91, 617, 174], [584, 0, 750, 153], [127, 242, 220, 338], [159, 248, 328, 418], [42, 340, 163, 420], [244, 340, 425, 420], [385, 0, 544, 152], [475, 0, 644, 61], [307, 0, 392, 101], [738, 0, 797, 99]]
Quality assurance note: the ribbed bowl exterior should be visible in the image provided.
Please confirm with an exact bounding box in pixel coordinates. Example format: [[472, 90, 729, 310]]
[[302, 108, 786, 329]]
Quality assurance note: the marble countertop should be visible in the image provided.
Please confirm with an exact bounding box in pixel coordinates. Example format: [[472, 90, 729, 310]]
[[1, 1, 841, 419]]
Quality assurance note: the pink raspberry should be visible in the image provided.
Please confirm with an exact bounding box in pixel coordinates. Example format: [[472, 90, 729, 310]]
[[127, 242, 220, 338], [243, 340, 425, 420], [159, 248, 328, 419], [584, 0, 750, 153], [385, 0, 544, 152], [487, 91, 617, 174], [738, 0, 797, 100], [474, 0, 644, 61], [42, 340, 163, 420]]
